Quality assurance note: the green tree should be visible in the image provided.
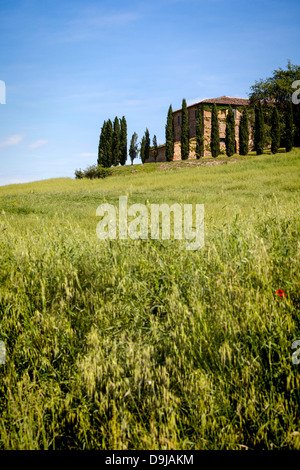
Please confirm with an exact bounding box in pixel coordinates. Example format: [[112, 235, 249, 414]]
[[129, 132, 138, 165], [249, 60, 300, 106], [225, 105, 235, 157], [97, 120, 107, 166], [271, 106, 280, 154], [153, 135, 158, 161], [103, 119, 113, 167], [210, 103, 220, 157], [181, 98, 189, 160], [112, 116, 120, 166], [249, 61, 300, 147], [120, 116, 127, 166], [285, 100, 293, 152], [144, 128, 150, 163], [139, 135, 146, 164], [165, 105, 174, 162], [239, 106, 249, 155], [254, 102, 265, 155], [195, 106, 204, 158]]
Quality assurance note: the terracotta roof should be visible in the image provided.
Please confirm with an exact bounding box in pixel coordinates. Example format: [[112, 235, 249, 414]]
[[201, 96, 249, 106], [173, 96, 249, 113]]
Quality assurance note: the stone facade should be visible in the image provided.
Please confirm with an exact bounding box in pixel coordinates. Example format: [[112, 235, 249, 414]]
[[146, 96, 253, 162]]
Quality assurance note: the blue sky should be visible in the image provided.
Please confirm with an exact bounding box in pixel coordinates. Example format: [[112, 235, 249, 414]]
[[0, 0, 299, 186]]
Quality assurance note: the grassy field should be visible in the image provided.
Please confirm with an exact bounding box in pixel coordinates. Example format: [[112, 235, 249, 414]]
[[0, 149, 300, 449]]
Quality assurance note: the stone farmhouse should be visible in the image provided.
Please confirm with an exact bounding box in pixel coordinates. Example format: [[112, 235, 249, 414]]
[[146, 96, 253, 162]]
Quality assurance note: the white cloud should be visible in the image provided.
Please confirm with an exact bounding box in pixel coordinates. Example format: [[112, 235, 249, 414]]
[[28, 139, 48, 150], [0, 134, 25, 148]]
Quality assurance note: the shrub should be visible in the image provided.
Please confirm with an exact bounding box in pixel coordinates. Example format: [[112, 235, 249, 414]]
[[74, 169, 84, 179], [75, 164, 112, 180]]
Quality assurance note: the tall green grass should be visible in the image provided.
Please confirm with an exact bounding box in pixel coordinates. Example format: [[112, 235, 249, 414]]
[[0, 149, 300, 449]]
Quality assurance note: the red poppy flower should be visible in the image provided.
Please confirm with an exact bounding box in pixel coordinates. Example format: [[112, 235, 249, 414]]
[[276, 289, 287, 297]]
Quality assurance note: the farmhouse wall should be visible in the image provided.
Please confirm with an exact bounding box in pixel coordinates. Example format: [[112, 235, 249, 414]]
[[146, 96, 253, 162]]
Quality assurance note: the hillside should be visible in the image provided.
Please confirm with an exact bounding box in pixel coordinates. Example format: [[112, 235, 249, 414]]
[[0, 149, 300, 449], [1, 149, 299, 229]]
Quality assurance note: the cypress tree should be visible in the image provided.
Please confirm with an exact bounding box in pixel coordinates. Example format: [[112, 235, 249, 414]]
[[225, 105, 235, 157], [103, 119, 113, 167], [153, 135, 158, 161], [98, 120, 107, 166], [254, 102, 265, 155], [112, 116, 120, 166], [195, 106, 204, 158], [293, 103, 300, 147], [271, 106, 280, 154], [140, 135, 146, 164], [181, 98, 189, 160], [120, 116, 127, 166], [254, 105, 259, 152], [144, 128, 150, 163], [239, 106, 249, 155], [285, 100, 293, 152], [210, 103, 220, 157], [165, 105, 174, 162], [129, 132, 138, 165]]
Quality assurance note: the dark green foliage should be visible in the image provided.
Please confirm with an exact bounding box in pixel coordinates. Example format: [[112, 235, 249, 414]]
[[293, 103, 300, 147], [285, 101, 293, 152], [97, 120, 107, 166], [152, 135, 158, 161], [140, 135, 146, 164], [271, 107, 280, 154], [74, 168, 84, 179], [98, 116, 127, 168], [210, 103, 220, 157], [249, 61, 300, 106], [165, 105, 174, 162], [112, 117, 121, 166], [75, 165, 112, 179], [129, 132, 138, 165], [181, 98, 189, 160], [103, 119, 113, 167], [139, 129, 150, 164], [195, 106, 204, 158], [239, 107, 249, 155], [254, 102, 265, 155], [249, 61, 300, 147], [120, 116, 127, 166], [225, 105, 235, 157], [144, 128, 150, 163]]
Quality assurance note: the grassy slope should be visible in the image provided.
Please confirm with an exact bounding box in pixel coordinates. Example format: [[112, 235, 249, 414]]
[[0, 150, 299, 229], [0, 149, 299, 449]]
